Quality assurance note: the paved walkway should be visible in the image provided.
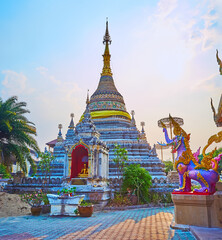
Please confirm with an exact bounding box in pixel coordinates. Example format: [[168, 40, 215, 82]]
[[0, 206, 196, 240]]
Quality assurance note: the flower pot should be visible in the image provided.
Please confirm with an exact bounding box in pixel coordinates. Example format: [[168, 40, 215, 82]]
[[78, 205, 93, 217], [42, 204, 51, 214], [31, 206, 42, 216]]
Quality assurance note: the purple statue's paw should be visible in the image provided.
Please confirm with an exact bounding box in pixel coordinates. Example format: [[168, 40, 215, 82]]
[[173, 188, 185, 192]]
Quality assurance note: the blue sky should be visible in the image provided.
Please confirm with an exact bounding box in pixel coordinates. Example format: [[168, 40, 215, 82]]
[[0, 0, 222, 160]]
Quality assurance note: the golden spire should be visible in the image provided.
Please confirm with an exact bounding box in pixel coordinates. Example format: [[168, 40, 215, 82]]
[[101, 19, 112, 76]]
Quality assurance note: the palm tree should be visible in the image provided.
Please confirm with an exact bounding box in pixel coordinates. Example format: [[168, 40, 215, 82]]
[[0, 96, 39, 173]]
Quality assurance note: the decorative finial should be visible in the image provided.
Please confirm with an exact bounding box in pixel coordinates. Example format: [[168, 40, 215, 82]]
[[101, 19, 112, 76], [69, 113, 75, 129], [216, 49, 222, 75], [131, 110, 136, 126], [103, 19, 111, 45], [57, 124, 63, 142], [86, 89, 90, 105], [141, 122, 145, 133]]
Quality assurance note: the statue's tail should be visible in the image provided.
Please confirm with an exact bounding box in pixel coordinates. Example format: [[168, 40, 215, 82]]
[[202, 131, 222, 157]]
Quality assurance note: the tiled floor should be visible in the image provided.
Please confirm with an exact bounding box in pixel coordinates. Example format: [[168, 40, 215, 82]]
[[0, 207, 196, 240]]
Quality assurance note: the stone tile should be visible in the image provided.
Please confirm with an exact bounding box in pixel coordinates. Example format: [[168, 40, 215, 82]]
[[0, 207, 198, 240]]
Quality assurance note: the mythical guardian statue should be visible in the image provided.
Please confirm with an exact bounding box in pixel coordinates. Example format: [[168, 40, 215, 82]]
[[158, 115, 222, 194], [216, 49, 222, 75], [211, 96, 222, 127]]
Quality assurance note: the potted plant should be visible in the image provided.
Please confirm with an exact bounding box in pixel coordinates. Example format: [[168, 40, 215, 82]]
[[78, 200, 93, 217], [57, 187, 76, 197], [42, 193, 51, 214], [21, 191, 43, 216]]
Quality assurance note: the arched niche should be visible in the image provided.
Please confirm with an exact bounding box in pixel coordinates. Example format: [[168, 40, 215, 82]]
[[70, 144, 88, 178]]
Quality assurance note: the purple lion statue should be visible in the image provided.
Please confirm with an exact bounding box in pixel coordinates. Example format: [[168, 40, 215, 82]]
[[159, 115, 222, 194]]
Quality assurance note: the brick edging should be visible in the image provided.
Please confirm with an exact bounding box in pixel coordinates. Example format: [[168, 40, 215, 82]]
[[101, 203, 174, 211]]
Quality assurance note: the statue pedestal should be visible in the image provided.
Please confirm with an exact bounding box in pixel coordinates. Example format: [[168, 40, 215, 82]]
[[172, 187, 222, 228]]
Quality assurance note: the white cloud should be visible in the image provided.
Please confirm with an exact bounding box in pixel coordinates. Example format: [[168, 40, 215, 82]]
[[36, 66, 82, 102], [156, 0, 178, 19], [191, 73, 222, 92], [1, 70, 34, 96]]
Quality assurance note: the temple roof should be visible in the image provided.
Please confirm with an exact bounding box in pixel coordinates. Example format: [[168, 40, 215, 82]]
[[89, 20, 129, 118]]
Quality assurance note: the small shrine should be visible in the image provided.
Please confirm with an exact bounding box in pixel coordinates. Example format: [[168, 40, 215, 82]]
[[51, 98, 109, 182]]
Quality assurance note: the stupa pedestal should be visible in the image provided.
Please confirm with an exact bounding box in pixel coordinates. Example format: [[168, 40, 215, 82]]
[[172, 182, 222, 228], [167, 170, 179, 184]]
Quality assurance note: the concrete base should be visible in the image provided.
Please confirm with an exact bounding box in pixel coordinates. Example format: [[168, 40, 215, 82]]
[[172, 190, 222, 228]]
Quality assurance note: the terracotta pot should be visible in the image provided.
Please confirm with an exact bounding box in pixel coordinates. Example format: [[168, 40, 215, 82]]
[[42, 204, 51, 214], [31, 206, 42, 216], [78, 205, 93, 217]]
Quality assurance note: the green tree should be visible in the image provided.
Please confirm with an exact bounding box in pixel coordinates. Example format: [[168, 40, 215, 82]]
[[0, 96, 39, 173], [113, 144, 128, 179], [163, 160, 173, 175], [38, 152, 54, 187], [122, 164, 152, 204]]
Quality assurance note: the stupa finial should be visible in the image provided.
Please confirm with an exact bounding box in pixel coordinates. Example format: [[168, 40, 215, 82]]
[[103, 18, 111, 45], [86, 89, 90, 105], [141, 122, 145, 133], [131, 110, 136, 126], [69, 113, 75, 129], [101, 19, 112, 76], [57, 124, 63, 142]]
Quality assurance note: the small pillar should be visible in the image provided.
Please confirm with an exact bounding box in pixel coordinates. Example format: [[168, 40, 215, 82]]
[[98, 150, 102, 177]]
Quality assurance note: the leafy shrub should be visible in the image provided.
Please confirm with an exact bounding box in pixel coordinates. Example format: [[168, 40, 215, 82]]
[[79, 200, 93, 206], [42, 193, 50, 205], [74, 208, 79, 215], [122, 164, 152, 204], [149, 192, 172, 204], [108, 193, 132, 207]]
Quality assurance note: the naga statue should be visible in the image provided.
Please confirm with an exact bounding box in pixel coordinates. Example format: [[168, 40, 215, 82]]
[[158, 115, 222, 194]]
